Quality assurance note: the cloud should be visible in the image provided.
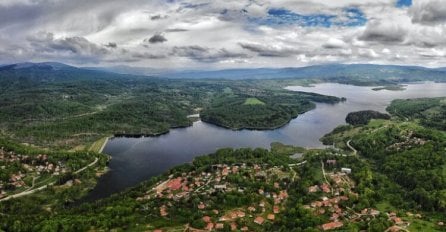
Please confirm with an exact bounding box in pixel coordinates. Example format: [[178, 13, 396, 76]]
[[239, 42, 300, 57], [171, 46, 249, 62], [323, 38, 348, 49], [359, 19, 408, 43], [105, 42, 118, 48], [28, 32, 109, 56], [410, 0, 446, 25], [0, 0, 445, 68], [147, 34, 167, 44]]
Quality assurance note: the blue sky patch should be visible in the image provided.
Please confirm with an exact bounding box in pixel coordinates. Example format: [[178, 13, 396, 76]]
[[252, 7, 367, 28], [396, 0, 412, 7]]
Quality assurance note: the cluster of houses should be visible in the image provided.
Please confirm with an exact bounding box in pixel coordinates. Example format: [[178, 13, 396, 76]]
[[306, 159, 414, 231], [143, 163, 293, 231], [0, 147, 68, 199], [387, 131, 427, 151]]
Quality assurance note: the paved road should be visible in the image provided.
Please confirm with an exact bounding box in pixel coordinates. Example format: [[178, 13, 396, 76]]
[[346, 140, 357, 155]]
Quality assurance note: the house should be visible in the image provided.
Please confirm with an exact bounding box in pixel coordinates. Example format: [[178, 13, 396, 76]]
[[215, 223, 224, 229], [273, 205, 280, 214], [230, 222, 237, 231], [198, 202, 206, 209], [236, 211, 245, 218], [341, 168, 352, 174], [326, 160, 337, 165], [267, 214, 275, 220], [321, 183, 331, 193], [392, 217, 403, 225], [160, 205, 168, 217], [322, 221, 343, 231], [214, 184, 227, 190], [254, 216, 265, 225], [248, 206, 256, 212], [166, 178, 182, 191], [206, 223, 214, 230], [203, 216, 212, 223], [308, 185, 320, 193]]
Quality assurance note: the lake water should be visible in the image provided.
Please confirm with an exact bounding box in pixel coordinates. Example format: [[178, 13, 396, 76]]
[[84, 82, 446, 201]]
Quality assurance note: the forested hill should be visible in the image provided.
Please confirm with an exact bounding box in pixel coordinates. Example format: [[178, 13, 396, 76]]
[[0, 62, 341, 149]]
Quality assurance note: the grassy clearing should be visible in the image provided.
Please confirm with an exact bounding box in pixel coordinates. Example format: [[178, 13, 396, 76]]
[[243, 97, 265, 105], [89, 137, 109, 153], [407, 218, 440, 232]]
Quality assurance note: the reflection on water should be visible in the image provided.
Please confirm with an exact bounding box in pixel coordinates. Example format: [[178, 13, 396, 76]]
[[84, 82, 446, 201]]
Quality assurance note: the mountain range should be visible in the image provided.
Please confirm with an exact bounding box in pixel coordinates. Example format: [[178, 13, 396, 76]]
[[1, 62, 446, 82]]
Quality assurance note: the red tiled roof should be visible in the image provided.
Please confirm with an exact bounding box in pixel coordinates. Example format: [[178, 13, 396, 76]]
[[254, 216, 265, 225], [322, 221, 343, 231], [166, 178, 182, 190]]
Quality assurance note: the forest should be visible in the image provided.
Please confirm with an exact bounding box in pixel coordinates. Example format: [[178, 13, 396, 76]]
[[0, 64, 341, 149], [200, 90, 340, 130], [387, 97, 446, 131], [345, 110, 391, 125]]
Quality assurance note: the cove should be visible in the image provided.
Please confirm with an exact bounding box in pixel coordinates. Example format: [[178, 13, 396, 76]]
[[83, 82, 446, 201]]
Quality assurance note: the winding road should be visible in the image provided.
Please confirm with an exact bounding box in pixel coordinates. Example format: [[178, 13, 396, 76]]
[[346, 140, 357, 155]]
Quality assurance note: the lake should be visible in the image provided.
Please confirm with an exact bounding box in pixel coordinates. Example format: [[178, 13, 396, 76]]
[[84, 82, 446, 201]]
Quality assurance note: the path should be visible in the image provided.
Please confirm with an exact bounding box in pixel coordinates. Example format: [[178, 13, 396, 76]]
[[1, 157, 99, 202], [346, 140, 357, 155], [74, 157, 99, 174], [288, 160, 307, 167]]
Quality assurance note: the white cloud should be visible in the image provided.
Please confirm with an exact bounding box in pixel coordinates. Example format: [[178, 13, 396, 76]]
[[0, 0, 445, 68]]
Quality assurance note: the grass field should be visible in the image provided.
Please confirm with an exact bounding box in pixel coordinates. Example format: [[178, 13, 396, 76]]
[[243, 97, 265, 105]]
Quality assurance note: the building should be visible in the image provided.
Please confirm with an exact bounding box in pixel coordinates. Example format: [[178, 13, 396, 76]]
[[341, 168, 352, 174], [254, 216, 265, 225], [322, 221, 344, 231]]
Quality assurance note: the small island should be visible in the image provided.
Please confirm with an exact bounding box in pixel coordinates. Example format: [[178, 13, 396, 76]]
[[372, 85, 406, 91]]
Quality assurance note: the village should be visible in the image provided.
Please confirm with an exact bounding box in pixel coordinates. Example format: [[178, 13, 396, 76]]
[[0, 147, 69, 199], [138, 162, 294, 231], [136, 155, 428, 232], [305, 159, 411, 231]]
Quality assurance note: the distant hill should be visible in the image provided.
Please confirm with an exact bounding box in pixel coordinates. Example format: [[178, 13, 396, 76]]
[[161, 64, 446, 82], [1, 62, 446, 83], [0, 62, 151, 86]]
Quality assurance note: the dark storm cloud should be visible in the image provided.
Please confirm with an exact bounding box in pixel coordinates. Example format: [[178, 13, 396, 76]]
[[150, 14, 168, 20], [28, 32, 109, 56], [147, 34, 168, 44], [171, 46, 249, 62], [105, 42, 118, 48], [132, 52, 167, 59], [239, 42, 299, 57], [165, 28, 189, 32]]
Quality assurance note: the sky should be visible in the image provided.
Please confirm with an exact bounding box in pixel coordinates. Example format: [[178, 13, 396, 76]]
[[0, 0, 446, 69]]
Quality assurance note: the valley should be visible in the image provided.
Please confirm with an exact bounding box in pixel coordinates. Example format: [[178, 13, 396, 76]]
[[0, 63, 446, 231]]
